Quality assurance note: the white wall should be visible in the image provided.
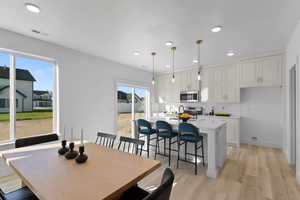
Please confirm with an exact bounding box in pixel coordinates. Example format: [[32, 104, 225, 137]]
[[286, 20, 300, 184], [0, 28, 152, 142], [239, 88, 283, 148]]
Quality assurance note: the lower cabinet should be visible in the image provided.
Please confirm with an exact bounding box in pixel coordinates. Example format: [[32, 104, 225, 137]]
[[224, 118, 240, 147], [198, 116, 240, 147]]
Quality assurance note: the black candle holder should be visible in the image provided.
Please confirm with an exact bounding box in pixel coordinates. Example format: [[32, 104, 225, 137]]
[[64, 142, 78, 159], [75, 145, 88, 164], [58, 140, 69, 155]]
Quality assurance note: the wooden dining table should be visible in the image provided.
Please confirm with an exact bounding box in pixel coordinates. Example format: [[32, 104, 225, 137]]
[[0, 142, 161, 200]]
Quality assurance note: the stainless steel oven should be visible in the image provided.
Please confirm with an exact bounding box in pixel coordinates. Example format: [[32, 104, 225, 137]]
[[180, 91, 199, 103]]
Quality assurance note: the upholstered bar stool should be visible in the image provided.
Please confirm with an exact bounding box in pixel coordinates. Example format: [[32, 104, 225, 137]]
[[177, 122, 205, 175], [136, 119, 157, 158]]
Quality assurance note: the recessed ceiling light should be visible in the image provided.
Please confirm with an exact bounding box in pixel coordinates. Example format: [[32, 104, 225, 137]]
[[25, 3, 41, 13], [227, 51, 235, 56], [192, 59, 198, 63], [211, 26, 222, 33], [133, 51, 141, 56], [165, 41, 173, 46], [32, 29, 41, 34], [165, 65, 171, 68]]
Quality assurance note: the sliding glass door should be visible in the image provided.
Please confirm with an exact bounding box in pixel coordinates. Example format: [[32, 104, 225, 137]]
[[0, 50, 55, 143], [117, 85, 149, 137]]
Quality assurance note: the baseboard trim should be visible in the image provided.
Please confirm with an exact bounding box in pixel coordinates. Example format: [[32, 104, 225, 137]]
[[240, 139, 282, 149]]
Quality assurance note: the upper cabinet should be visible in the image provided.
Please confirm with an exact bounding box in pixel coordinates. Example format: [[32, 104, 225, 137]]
[[239, 54, 283, 88], [202, 64, 240, 103]]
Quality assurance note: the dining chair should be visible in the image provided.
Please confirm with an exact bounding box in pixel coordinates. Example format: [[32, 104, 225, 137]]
[[137, 119, 157, 158], [0, 186, 39, 200], [155, 120, 178, 166], [15, 133, 59, 148], [177, 122, 205, 175], [117, 136, 145, 156], [95, 132, 117, 148], [118, 168, 175, 200]]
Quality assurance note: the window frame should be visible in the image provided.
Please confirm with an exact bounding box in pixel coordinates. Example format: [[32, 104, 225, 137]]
[[0, 48, 59, 143]]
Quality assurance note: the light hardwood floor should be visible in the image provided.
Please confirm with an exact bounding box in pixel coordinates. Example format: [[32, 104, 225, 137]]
[[0, 144, 299, 200], [139, 144, 300, 200]]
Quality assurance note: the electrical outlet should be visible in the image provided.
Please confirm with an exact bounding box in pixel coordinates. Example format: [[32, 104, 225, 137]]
[[251, 136, 258, 142]]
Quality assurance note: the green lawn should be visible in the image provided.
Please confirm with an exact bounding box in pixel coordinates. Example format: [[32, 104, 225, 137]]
[[0, 109, 53, 122]]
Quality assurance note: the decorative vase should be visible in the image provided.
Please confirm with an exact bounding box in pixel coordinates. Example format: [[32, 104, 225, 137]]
[[75, 145, 88, 164], [58, 140, 69, 155], [64, 142, 78, 159]]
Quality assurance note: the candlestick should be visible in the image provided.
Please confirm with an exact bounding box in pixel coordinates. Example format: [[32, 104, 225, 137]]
[[71, 128, 73, 142], [63, 125, 66, 140], [80, 128, 83, 145]]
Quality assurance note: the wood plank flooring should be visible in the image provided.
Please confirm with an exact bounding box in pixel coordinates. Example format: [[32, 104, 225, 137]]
[[0, 144, 299, 200], [139, 144, 300, 200]]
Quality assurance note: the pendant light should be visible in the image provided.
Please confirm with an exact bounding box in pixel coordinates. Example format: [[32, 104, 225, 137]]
[[171, 47, 176, 83], [151, 52, 156, 85], [196, 40, 203, 81]]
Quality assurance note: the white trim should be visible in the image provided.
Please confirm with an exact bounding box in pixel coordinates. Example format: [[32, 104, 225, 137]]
[[0, 47, 55, 62], [9, 54, 16, 140], [53, 62, 59, 135]]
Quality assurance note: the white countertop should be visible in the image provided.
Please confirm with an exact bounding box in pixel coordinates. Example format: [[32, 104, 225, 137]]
[[149, 117, 227, 131], [152, 113, 240, 119]]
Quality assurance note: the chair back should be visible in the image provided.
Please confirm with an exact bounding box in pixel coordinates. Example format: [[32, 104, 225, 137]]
[[178, 123, 199, 137], [143, 168, 175, 200], [95, 132, 116, 148], [156, 121, 172, 136], [137, 119, 152, 134], [118, 136, 145, 155], [15, 133, 59, 148]]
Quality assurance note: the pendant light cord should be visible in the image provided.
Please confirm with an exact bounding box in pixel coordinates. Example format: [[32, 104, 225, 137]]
[[172, 47, 176, 78]]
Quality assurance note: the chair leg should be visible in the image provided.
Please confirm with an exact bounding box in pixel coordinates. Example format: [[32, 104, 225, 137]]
[[195, 142, 197, 175], [154, 135, 158, 160], [147, 134, 150, 158], [202, 139, 205, 166], [177, 139, 180, 169], [168, 138, 171, 166]]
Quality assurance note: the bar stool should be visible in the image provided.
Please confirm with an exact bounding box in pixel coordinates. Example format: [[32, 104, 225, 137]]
[[136, 119, 156, 158], [177, 122, 205, 175], [154, 120, 178, 166]]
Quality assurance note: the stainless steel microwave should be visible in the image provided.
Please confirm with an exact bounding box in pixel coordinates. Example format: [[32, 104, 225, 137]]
[[180, 91, 200, 103]]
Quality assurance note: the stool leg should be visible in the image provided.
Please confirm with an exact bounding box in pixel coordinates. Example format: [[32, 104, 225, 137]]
[[185, 142, 187, 161], [168, 137, 171, 166], [177, 139, 180, 169], [154, 135, 158, 160], [202, 139, 205, 166], [147, 134, 150, 158], [195, 142, 197, 175], [164, 138, 166, 156]]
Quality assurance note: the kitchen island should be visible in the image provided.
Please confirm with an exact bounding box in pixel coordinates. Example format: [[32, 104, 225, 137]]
[[150, 117, 227, 178]]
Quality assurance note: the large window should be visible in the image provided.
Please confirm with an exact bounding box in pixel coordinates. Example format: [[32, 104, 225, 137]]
[[0, 50, 56, 142]]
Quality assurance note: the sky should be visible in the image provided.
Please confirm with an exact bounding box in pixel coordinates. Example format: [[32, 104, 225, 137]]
[[118, 86, 146, 98], [0, 51, 54, 91]]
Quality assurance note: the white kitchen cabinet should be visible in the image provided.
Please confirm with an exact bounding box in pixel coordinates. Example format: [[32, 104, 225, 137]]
[[201, 65, 240, 103], [224, 118, 240, 147], [197, 116, 240, 147], [239, 54, 283, 88]]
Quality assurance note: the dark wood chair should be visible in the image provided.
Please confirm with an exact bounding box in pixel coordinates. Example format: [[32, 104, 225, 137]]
[[117, 136, 145, 156], [118, 168, 175, 200], [0, 186, 39, 200], [15, 133, 59, 148], [95, 132, 116, 148]]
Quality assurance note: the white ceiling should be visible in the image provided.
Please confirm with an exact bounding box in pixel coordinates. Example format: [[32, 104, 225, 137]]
[[0, 0, 300, 72]]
